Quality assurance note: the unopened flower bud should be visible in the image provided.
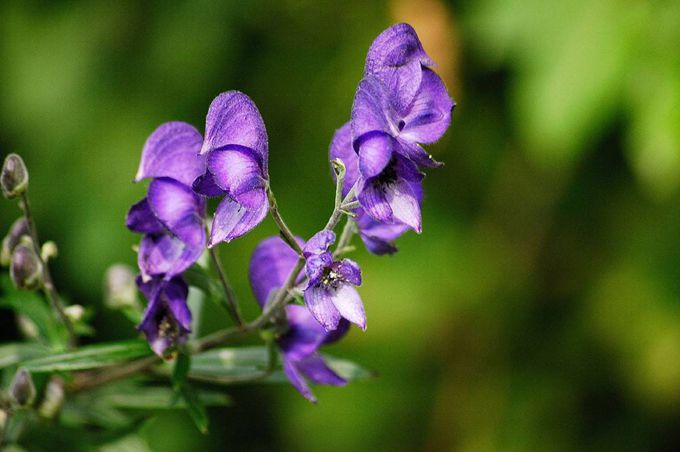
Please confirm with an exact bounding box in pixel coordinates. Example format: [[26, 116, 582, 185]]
[[10, 241, 43, 290], [9, 368, 36, 407], [1, 217, 30, 266], [1, 153, 29, 199], [38, 376, 64, 419], [104, 264, 139, 309], [17, 314, 39, 339], [41, 241, 58, 262], [64, 304, 85, 322]]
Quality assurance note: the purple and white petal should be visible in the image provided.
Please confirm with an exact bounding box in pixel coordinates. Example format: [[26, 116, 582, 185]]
[[297, 354, 346, 386], [147, 178, 205, 242], [328, 284, 366, 330], [357, 133, 395, 179], [322, 318, 351, 345], [399, 68, 454, 144], [304, 253, 332, 288], [135, 122, 205, 187], [303, 230, 336, 257], [138, 234, 185, 278], [335, 259, 362, 286], [207, 147, 266, 206], [208, 189, 268, 246], [304, 285, 342, 331], [364, 23, 432, 113], [328, 122, 358, 197], [385, 178, 422, 233], [396, 139, 442, 168], [126, 198, 163, 234], [358, 178, 393, 224], [248, 236, 303, 308], [351, 76, 393, 140], [192, 171, 224, 197], [201, 91, 268, 168], [278, 305, 327, 360], [356, 211, 409, 255]]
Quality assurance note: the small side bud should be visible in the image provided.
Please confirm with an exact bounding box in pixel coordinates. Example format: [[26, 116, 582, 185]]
[[64, 304, 85, 322], [41, 241, 58, 262], [9, 368, 36, 407], [104, 264, 139, 309], [38, 376, 64, 419], [17, 314, 40, 339], [1, 218, 30, 266], [10, 241, 43, 290], [1, 153, 29, 199]]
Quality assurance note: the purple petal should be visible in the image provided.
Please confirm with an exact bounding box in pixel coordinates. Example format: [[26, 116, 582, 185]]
[[208, 189, 268, 246], [283, 358, 316, 402], [322, 318, 350, 345], [201, 91, 268, 168], [126, 198, 163, 234], [304, 253, 332, 288], [329, 284, 366, 330], [335, 259, 362, 285], [192, 172, 224, 197], [357, 133, 395, 178], [138, 234, 184, 277], [147, 178, 205, 244], [135, 122, 205, 187], [364, 23, 432, 113], [385, 178, 422, 233], [328, 122, 358, 197], [351, 77, 393, 141], [297, 354, 346, 386], [248, 236, 303, 308], [399, 68, 454, 144], [207, 147, 266, 207], [356, 210, 409, 255], [396, 139, 442, 168], [278, 305, 327, 360], [304, 285, 342, 331], [161, 276, 191, 331], [358, 178, 392, 223], [303, 230, 336, 258]]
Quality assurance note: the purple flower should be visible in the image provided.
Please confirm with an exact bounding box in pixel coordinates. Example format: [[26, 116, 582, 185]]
[[330, 122, 420, 254], [349, 24, 454, 231], [302, 231, 366, 331], [192, 92, 270, 246], [137, 275, 191, 358], [249, 236, 348, 402], [127, 178, 206, 280]]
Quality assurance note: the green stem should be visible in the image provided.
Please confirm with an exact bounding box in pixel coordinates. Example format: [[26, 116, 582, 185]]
[[208, 246, 244, 327], [20, 192, 76, 349], [266, 183, 303, 256]]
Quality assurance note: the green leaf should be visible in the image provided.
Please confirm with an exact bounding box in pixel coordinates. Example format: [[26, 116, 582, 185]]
[[104, 386, 230, 410], [0, 342, 51, 369], [178, 383, 209, 434], [183, 265, 231, 314], [21, 340, 152, 372], [0, 275, 67, 348], [172, 351, 190, 391]]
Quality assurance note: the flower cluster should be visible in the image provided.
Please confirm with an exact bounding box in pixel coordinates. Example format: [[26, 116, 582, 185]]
[[126, 23, 453, 399]]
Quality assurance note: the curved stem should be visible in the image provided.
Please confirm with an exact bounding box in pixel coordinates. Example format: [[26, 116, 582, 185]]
[[265, 183, 304, 256], [208, 246, 243, 327], [20, 192, 76, 348]]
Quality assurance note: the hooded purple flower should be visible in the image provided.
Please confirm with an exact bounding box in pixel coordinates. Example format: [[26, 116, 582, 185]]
[[192, 92, 270, 246], [129, 122, 206, 356], [249, 236, 348, 402], [128, 122, 207, 280], [350, 24, 454, 231], [137, 275, 191, 358], [330, 122, 421, 254], [302, 231, 365, 331]]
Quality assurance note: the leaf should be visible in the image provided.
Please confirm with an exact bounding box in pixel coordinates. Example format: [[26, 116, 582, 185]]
[[0, 275, 67, 348], [0, 342, 51, 369], [178, 383, 209, 434], [172, 351, 190, 390], [21, 340, 152, 372], [183, 264, 231, 314], [104, 386, 230, 410]]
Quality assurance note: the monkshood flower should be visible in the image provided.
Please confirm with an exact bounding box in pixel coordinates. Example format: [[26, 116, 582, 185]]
[[351, 24, 454, 231], [136, 275, 191, 358], [249, 236, 348, 402], [302, 231, 365, 331], [330, 122, 422, 255], [192, 92, 270, 246], [128, 122, 207, 280]]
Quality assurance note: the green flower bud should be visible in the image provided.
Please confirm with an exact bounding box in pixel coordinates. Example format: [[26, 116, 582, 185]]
[[10, 241, 43, 290], [1, 218, 30, 266], [9, 368, 36, 407], [104, 264, 139, 309], [41, 240, 58, 262], [1, 153, 29, 199], [64, 304, 85, 322]]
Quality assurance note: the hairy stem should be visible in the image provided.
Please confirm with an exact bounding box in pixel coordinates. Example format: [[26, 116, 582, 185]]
[[20, 192, 76, 349], [208, 246, 244, 327]]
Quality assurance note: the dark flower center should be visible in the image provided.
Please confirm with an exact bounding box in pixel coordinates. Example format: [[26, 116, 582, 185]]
[[376, 158, 398, 188], [321, 266, 341, 289]]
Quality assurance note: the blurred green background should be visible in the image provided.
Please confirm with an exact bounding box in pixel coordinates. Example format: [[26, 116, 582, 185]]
[[1, 0, 680, 450]]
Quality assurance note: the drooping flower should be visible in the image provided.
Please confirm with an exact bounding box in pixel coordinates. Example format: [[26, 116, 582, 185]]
[[136, 275, 191, 358], [192, 92, 270, 246], [350, 24, 454, 231], [249, 236, 348, 402], [329, 122, 421, 254], [302, 231, 365, 331]]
